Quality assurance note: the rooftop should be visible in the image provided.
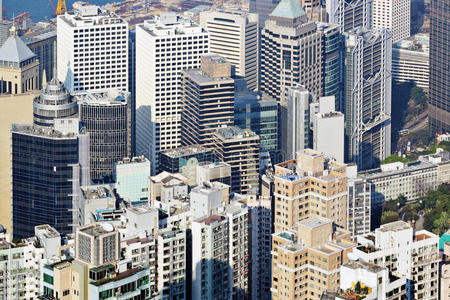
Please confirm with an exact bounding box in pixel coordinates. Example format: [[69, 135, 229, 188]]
[[90, 267, 146, 287], [78, 223, 116, 237], [0, 27, 36, 64], [343, 259, 385, 273], [127, 205, 157, 215], [150, 171, 188, 184], [139, 14, 205, 37], [379, 221, 411, 233], [11, 124, 82, 139], [216, 126, 258, 140], [116, 156, 149, 165], [297, 216, 332, 229], [72, 90, 129, 106], [270, 0, 306, 19], [162, 145, 211, 159], [184, 68, 233, 84], [35, 225, 60, 239], [60, 6, 126, 27], [81, 185, 114, 201], [197, 214, 226, 225]]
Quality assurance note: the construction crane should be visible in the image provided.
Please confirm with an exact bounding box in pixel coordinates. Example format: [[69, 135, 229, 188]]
[[56, 0, 67, 15]]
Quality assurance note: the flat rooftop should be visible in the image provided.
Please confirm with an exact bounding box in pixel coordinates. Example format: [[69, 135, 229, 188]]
[[11, 124, 80, 139], [73, 90, 129, 106], [196, 214, 226, 225], [379, 221, 411, 232], [35, 225, 60, 239], [127, 205, 157, 215], [116, 156, 149, 165], [216, 126, 257, 140], [343, 259, 385, 273], [297, 217, 332, 229], [162, 145, 211, 159], [79, 224, 115, 237], [81, 185, 114, 201]]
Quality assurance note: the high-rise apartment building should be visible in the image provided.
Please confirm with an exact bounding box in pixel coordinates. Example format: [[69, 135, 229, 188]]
[[0, 26, 40, 94], [200, 10, 259, 91], [428, 0, 449, 134], [247, 196, 272, 300], [343, 28, 392, 170], [75, 90, 131, 182], [347, 175, 371, 238], [156, 228, 186, 299], [372, 0, 410, 43], [213, 126, 260, 194], [181, 55, 235, 148], [57, 5, 128, 92], [12, 122, 89, 239], [441, 241, 450, 300], [281, 87, 312, 160], [136, 13, 209, 173], [326, 0, 372, 32], [353, 221, 440, 300], [271, 217, 354, 300], [192, 201, 249, 300], [261, 0, 323, 102], [273, 149, 348, 232]]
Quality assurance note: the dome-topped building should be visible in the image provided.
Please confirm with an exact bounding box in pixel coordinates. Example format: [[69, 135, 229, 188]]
[[33, 77, 78, 127], [0, 26, 39, 94]]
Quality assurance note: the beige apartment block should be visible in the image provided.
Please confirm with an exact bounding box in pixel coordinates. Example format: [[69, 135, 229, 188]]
[[273, 149, 348, 233], [271, 216, 354, 300]]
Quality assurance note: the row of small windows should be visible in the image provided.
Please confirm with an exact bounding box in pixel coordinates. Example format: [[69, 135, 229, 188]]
[[74, 26, 126, 33]]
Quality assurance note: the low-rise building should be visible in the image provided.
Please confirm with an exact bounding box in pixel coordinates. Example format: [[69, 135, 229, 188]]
[[79, 185, 116, 226], [148, 172, 189, 205], [114, 156, 151, 205]]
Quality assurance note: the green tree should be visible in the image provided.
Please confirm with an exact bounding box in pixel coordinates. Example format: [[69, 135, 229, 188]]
[[381, 211, 400, 224], [410, 86, 427, 105], [381, 154, 409, 165]]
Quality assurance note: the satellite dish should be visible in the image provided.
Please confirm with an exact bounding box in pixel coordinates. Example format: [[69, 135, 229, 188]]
[[101, 223, 114, 232]]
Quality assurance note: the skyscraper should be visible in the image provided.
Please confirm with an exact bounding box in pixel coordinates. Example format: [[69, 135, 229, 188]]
[[181, 54, 235, 148], [57, 5, 129, 92], [326, 0, 372, 32], [281, 86, 312, 160], [428, 0, 449, 134], [75, 90, 131, 183], [261, 0, 323, 103], [200, 10, 259, 91], [136, 13, 209, 173], [12, 121, 89, 239], [344, 28, 392, 170], [372, 0, 410, 43]]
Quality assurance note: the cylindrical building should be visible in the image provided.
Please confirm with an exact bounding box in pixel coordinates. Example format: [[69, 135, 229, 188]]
[[33, 78, 77, 127], [76, 90, 131, 183]]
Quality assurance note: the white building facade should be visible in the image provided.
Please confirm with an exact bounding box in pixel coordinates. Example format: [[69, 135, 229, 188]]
[[57, 5, 128, 92], [135, 14, 209, 173], [372, 0, 410, 43]]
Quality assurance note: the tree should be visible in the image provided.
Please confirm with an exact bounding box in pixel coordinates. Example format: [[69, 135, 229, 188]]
[[381, 154, 409, 165], [410, 86, 427, 105], [381, 211, 400, 224]]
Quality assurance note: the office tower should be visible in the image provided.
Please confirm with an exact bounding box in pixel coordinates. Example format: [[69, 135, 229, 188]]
[[114, 156, 151, 205], [326, 0, 372, 32], [75, 223, 120, 266], [337, 260, 407, 299], [32, 78, 77, 127], [271, 217, 354, 300], [200, 10, 259, 91], [75, 90, 131, 182], [234, 78, 278, 153], [57, 5, 129, 92], [318, 23, 342, 110], [344, 28, 392, 170], [160, 145, 213, 173], [281, 87, 312, 160], [181, 54, 235, 148], [372, 0, 410, 43], [428, 0, 449, 134], [353, 221, 440, 300], [313, 96, 345, 163], [273, 149, 348, 232], [347, 175, 371, 238], [392, 35, 429, 90], [12, 121, 89, 239], [0, 26, 39, 94], [129, 29, 136, 156], [192, 202, 249, 300], [136, 14, 209, 174], [156, 228, 186, 299], [213, 126, 260, 194], [261, 0, 324, 103], [23, 23, 57, 88], [247, 196, 272, 300]]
